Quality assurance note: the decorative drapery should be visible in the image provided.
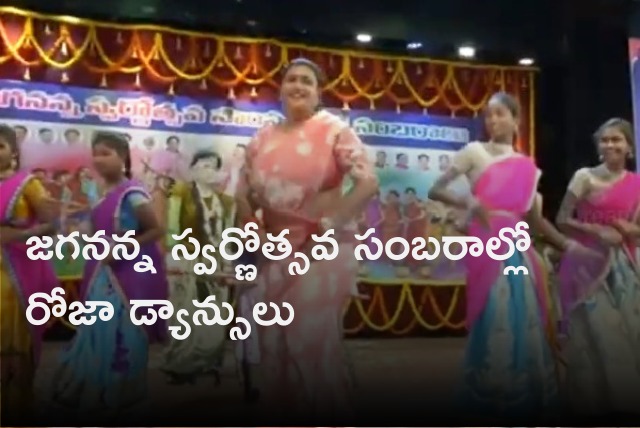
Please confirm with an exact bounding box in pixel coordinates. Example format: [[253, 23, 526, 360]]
[[0, 8, 539, 336], [0, 7, 538, 155]]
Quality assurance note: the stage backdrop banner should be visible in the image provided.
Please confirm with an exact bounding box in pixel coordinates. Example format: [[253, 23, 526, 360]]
[[0, 79, 481, 283], [630, 38, 640, 171]]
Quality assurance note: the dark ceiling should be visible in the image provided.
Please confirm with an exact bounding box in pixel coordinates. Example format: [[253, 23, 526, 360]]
[[632, 0, 640, 36], [0, 0, 577, 63], [0, 0, 634, 65]]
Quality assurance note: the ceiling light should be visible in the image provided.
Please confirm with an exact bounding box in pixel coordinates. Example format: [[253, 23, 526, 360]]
[[356, 34, 372, 43], [407, 42, 422, 50], [519, 57, 534, 66], [458, 45, 475, 58]]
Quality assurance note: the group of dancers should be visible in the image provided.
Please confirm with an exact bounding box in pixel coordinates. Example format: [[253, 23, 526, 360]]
[[0, 56, 639, 423]]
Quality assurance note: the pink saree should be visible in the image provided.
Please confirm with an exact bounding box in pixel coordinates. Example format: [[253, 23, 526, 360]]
[[79, 179, 169, 341], [0, 171, 58, 363], [465, 155, 549, 329], [242, 110, 372, 419], [557, 171, 640, 327], [459, 154, 561, 418]]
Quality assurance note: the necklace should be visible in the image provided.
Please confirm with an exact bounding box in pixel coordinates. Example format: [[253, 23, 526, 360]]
[[195, 182, 223, 245]]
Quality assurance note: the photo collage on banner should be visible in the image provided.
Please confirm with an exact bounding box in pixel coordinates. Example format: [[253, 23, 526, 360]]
[[0, 79, 481, 283], [630, 37, 640, 171]]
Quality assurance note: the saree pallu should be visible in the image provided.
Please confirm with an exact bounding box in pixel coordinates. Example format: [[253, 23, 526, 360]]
[[52, 179, 168, 414], [0, 171, 58, 414], [458, 156, 559, 419], [558, 172, 640, 414]]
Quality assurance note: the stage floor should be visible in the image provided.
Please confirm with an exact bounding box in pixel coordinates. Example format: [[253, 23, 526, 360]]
[[33, 337, 465, 422]]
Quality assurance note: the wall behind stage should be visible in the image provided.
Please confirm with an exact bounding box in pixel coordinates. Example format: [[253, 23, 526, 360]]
[[630, 38, 640, 171], [0, 79, 482, 282]]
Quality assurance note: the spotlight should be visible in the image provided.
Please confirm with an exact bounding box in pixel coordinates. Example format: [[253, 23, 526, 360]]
[[458, 45, 475, 58], [407, 42, 422, 50], [519, 57, 534, 66], [356, 34, 372, 43]]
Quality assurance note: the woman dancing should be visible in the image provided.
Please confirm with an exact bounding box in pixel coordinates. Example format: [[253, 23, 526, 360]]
[[52, 131, 168, 416], [556, 118, 640, 416], [235, 58, 378, 420], [428, 92, 583, 420], [0, 124, 57, 417]]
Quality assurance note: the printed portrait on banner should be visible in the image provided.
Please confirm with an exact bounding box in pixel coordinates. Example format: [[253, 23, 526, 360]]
[[327, 110, 479, 283], [0, 80, 481, 283]]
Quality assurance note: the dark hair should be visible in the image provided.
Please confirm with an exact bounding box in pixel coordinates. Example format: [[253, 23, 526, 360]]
[[74, 166, 89, 179], [91, 131, 132, 179], [64, 128, 80, 137], [282, 58, 326, 86], [281, 58, 325, 111], [190, 150, 222, 169], [487, 91, 521, 119], [418, 154, 429, 160], [13, 125, 27, 132], [38, 128, 52, 135], [396, 153, 407, 160], [0, 124, 19, 169], [53, 169, 69, 180], [593, 118, 635, 154], [389, 189, 400, 197], [405, 187, 416, 194], [32, 167, 45, 174], [166, 135, 180, 145]]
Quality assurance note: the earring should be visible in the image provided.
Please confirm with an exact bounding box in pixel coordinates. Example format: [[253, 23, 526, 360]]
[[10, 158, 17, 170], [598, 154, 604, 161]]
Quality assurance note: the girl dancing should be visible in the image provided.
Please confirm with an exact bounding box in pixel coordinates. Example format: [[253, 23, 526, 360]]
[[556, 118, 640, 416], [52, 131, 168, 417]]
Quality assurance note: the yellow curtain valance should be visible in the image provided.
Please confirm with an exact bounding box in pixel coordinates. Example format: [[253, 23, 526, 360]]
[[0, 7, 537, 154]]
